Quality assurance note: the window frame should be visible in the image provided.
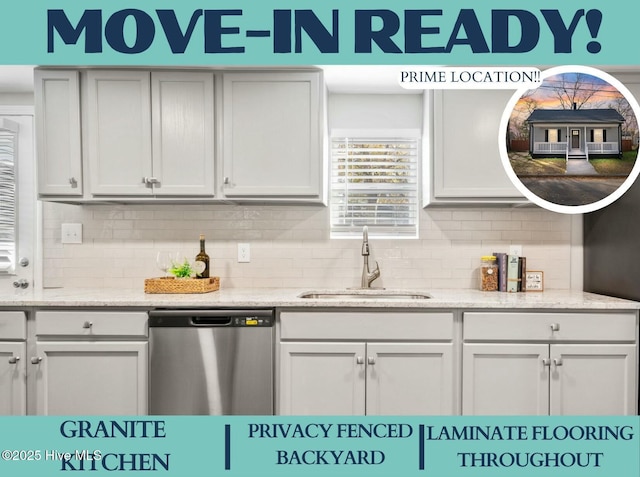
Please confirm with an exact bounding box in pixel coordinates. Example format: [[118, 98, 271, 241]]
[[329, 128, 421, 240], [0, 119, 19, 275]]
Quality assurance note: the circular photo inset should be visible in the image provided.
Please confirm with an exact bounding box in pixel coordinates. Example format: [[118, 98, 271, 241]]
[[499, 65, 640, 214]]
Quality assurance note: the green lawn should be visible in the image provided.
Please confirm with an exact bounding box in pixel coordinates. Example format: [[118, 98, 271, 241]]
[[509, 152, 566, 175], [509, 150, 638, 176], [589, 151, 637, 175]]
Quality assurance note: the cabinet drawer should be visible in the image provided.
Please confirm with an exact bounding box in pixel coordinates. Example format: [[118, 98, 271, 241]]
[[0, 312, 27, 340], [464, 312, 637, 342], [280, 311, 454, 341], [36, 311, 148, 338]]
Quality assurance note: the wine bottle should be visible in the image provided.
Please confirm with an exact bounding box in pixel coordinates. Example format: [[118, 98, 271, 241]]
[[195, 234, 210, 279]]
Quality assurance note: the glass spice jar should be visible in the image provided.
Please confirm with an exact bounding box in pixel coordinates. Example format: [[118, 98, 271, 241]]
[[480, 255, 498, 291]]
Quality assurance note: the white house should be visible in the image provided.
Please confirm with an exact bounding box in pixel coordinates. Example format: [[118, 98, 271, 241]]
[[526, 108, 625, 159]]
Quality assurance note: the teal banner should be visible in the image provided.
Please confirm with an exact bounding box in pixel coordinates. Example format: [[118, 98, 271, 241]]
[[0, 416, 638, 476], [0, 0, 638, 65]]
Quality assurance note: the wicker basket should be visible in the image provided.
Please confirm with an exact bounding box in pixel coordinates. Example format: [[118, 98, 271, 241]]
[[144, 276, 220, 294]]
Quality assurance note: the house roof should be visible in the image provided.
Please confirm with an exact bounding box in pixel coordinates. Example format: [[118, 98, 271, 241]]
[[526, 108, 625, 124]]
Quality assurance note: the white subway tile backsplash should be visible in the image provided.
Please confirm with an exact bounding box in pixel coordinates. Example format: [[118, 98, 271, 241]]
[[42, 202, 577, 290]]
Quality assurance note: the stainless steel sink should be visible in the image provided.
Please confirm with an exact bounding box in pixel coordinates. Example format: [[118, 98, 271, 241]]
[[298, 290, 431, 300]]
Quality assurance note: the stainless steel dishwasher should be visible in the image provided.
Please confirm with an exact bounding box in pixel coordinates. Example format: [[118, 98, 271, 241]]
[[148, 309, 274, 415]]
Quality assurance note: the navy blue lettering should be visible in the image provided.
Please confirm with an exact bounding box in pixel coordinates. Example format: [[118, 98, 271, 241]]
[[156, 9, 203, 54], [492, 10, 540, 53], [294, 10, 339, 53], [105, 9, 155, 53], [354, 10, 402, 53], [204, 10, 244, 53], [541, 9, 584, 53], [273, 10, 291, 53], [404, 10, 446, 53], [47, 9, 102, 53], [445, 9, 489, 53]]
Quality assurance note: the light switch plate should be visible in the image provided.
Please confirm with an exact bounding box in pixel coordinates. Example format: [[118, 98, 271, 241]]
[[61, 223, 82, 244], [238, 243, 250, 263]]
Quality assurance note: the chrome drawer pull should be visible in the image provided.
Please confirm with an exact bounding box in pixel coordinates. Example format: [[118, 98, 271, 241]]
[[542, 358, 551, 366], [83, 321, 93, 329], [31, 357, 42, 365], [553, 358, 564, 367], [8, 356, 20, 364], [356, 356, 364, 365], [367, 357, 376, 365], [550, 323, 560, 332]]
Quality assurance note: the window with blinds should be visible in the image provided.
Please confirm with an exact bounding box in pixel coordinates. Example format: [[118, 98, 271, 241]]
[[330, 134, 419, 238], [0, 128, 17, 274]]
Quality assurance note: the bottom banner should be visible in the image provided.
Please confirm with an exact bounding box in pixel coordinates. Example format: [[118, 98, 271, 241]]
[[0, 415, 638, 476]]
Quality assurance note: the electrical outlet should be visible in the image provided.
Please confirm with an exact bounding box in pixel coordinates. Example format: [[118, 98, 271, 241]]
[[61, 223, 83, 244], [509, 245, 523, 256], [238, 243, 250, 263]]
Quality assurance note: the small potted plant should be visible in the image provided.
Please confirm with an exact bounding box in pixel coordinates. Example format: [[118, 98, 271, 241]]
[[169, 258, 195, 278]]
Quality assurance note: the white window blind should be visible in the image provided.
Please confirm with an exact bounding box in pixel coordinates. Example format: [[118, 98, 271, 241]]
[[0, 128, 17, 274], [330, 133, 419, 238]]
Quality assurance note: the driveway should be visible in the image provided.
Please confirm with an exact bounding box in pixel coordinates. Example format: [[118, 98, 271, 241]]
[[519, 177, 626, 206]]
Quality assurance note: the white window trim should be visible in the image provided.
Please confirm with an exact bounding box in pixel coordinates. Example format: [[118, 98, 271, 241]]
[[0, 118, 19, 275], [330, 128, 421, 239]]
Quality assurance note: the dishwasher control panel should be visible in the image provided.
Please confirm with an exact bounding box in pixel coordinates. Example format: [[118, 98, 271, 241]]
[[234, 316, 273, 327]]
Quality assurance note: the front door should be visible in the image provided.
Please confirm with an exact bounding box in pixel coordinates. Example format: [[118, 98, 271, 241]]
[[571, 129, 581, 149]]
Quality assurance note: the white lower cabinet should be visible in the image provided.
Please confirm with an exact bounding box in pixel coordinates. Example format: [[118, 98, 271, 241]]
[[34, 311, 148, 415], [278, 311, 456, 415], [462, 312, 638, 416], [0, 312, 27, 415]]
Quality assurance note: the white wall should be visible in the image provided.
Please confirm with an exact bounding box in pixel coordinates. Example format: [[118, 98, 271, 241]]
[[42, 202, 575, 290]]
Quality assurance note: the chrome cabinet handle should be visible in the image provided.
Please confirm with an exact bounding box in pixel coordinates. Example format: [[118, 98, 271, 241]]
[[356, 356, 364, 365], [19, 257, 29, 267], [142, 177, 160, 185], [69, 177, 78, 187], [83, 321, 93, 329], [12, 279, 29, 289], [553, 358, 563, 367], [223, 177, 230, 185], [8, 356, 20, 364], [550, 323, 560, 332], [31, 357, 42, 365], [367, 357, 376, 365], [542, 358, 551, 366]]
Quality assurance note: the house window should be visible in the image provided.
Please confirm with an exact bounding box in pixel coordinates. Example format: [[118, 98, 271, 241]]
[[591, 129, 606, 142], [0, 128, 17, 274], [545, 129, 561, 142], [330, 132, 419, 239]]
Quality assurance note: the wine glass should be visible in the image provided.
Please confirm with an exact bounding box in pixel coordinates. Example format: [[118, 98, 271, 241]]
[[156, 251, 173, 277]]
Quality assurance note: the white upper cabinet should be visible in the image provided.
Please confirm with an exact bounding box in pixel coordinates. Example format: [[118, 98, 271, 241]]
[[34, 69, 83, 196], [222, 72, 323, 201], [427, 89, 526, 205], [86, 70, 216, 197], [151, 71, 215, 196], [86, 70, 153, 196]]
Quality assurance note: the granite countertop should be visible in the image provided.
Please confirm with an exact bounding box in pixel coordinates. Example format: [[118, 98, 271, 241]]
[[0, 287, 638, 310]]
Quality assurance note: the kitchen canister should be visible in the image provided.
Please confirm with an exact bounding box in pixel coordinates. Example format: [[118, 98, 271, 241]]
[[480, 255, 498, 291]]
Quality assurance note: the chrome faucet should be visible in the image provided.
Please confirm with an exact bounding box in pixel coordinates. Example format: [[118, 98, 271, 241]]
[[360, 226, 381, 288]]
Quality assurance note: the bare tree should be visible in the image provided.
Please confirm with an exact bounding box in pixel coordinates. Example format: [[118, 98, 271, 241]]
[[548, 73, 604, 109], [609, 96, 638, 141]]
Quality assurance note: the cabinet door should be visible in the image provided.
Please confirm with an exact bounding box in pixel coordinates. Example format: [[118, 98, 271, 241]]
[[462, 343, 549, 415], [34, 341, 148, 415], [366, 343, 455, 415], [279, 342, 366, 415], [151, 71, 215, 196], [86, 70, 153, 195], [550, 344, 637, 415], [0, 342, 26, 415], [34, 69, 83, 196], [222, 72, 322, 199], [430, 90, 526, 204]]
